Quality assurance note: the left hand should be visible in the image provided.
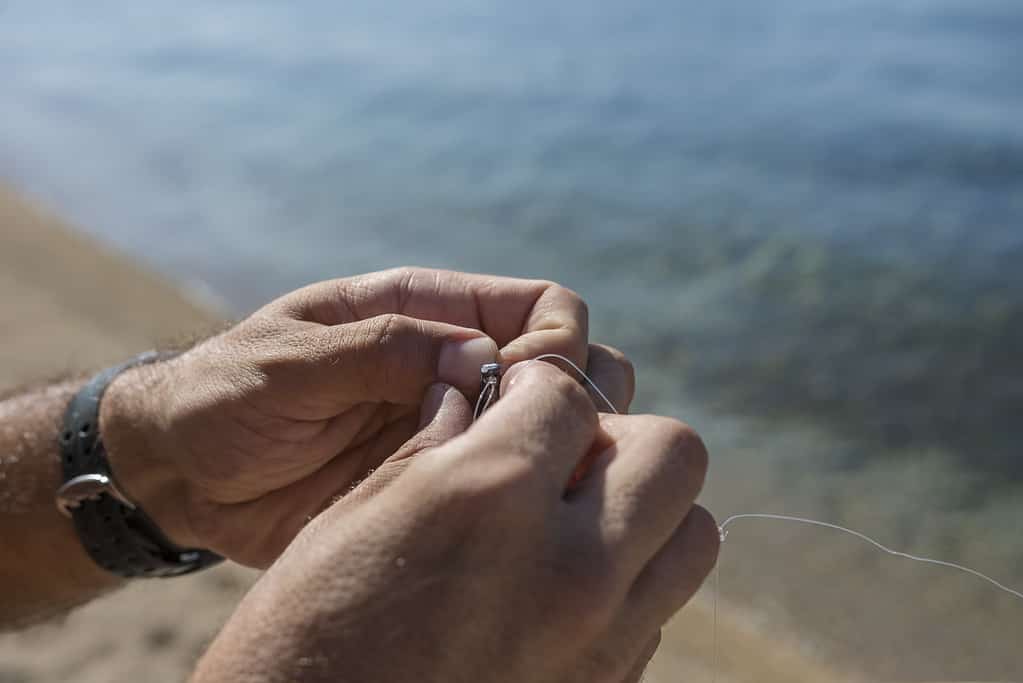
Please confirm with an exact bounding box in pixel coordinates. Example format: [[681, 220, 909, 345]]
[[99, 267, 634, 567]]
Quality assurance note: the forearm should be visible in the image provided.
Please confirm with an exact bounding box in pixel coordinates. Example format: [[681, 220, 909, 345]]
[[0, 380, 123, 629]]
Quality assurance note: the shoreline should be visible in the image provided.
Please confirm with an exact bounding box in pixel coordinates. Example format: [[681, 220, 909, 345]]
[[0, 185, 259, 682], [0, 183, 856, 682], [0, 184, 223, 387]]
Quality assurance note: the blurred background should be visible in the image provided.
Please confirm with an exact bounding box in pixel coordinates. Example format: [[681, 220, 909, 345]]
[[1, 0, 1021, 680]]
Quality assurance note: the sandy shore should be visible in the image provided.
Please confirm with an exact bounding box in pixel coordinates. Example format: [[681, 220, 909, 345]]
[[0, 185, 260, 683], [0, 185, 858, 682]]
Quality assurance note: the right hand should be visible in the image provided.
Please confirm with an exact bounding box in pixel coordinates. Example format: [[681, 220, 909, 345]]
[[192, 361, 719, 683]]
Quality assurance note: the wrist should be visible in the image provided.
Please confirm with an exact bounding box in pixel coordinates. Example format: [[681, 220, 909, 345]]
[[99, 358, 201, 549]]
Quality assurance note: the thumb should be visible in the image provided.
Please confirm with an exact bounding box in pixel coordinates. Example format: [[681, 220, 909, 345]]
[[308, 314, 498, 405], [409, 382, 474, 455], [347, 383, 474, 503], [215, 384, 473, 566]]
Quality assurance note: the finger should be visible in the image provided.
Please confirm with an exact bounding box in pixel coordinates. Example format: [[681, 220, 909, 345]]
[[624, 506, 720, 631], [208, 386, 473, 568], [583, 344, 635, 413], [620, 631, 661, 683], [345, 384, 474, 502], [206, 412, 415, 567], [292, 313, 499, 410], [536, 343, 633, 414], [573, 415, 709, 576], [496, 281, 588, 371], [498, 350, 627, 492], [271, 267, 589, 370], [279, 385, 472, 534], [466, 359, 599, 494], [416, 383, 475, 441]]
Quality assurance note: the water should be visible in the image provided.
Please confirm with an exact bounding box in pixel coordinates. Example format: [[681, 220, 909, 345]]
[[2, 0, 1022, 677]]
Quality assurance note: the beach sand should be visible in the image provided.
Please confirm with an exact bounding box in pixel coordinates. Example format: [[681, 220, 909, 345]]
[[0, 185, 857, 682]]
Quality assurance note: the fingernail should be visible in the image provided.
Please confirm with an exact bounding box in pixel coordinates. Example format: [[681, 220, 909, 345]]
[[418, 382, 453, 429], [438, 336, 498, 391]]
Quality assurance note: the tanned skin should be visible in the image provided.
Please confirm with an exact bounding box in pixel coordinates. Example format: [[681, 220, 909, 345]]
[[0, 268, 718, 683]]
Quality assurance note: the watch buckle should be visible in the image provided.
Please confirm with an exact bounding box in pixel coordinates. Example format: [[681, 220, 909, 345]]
[[56, 473, 137, 517]]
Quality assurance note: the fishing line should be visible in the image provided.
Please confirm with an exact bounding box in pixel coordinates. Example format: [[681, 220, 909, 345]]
[[472, 353, 619, 420], [531, 353, 620, 415], [716, 513, 1023, 602], [473, 377, 497, 419], [711, 514, 1023, 682], [470, 357, 1023, 679]]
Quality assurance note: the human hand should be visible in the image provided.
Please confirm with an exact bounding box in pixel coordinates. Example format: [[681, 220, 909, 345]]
[[191, 360, 718, 683], [97, 268, 626, 567]]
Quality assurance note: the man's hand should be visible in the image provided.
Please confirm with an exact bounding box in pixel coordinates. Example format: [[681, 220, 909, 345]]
[[192, 360, 718, 683], [99, 267, 623, 567]]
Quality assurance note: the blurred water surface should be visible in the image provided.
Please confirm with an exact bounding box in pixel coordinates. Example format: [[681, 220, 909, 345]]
[[2, 0, 1022, 678]]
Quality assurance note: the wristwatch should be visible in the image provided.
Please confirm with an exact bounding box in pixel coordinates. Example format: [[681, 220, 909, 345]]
[[55, 351, 223, 578]]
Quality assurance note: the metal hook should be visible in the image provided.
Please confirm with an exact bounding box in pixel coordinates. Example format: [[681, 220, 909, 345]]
[[473, 362, 502, 420]]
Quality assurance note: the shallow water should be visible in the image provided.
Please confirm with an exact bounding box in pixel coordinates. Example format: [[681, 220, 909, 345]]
[[2, 0, 1022, 677]]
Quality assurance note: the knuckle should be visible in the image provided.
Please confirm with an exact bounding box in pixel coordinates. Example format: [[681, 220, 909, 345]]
[[548, 362, 587, 396], [386, 265, 424, 280], [610, 347, 636, 381], [535, 280, 589, 326], [384, 266, 425, 305], [358, 313, 419, 379], [600, 343, 627, 361], [600, 344, 636, 392], [654, 417, 709, 483], [315, 324, 357, 369], [531, 278, 560, 293], [538, 363, 598, 417], [365, 311, 406, 345], [555, 282, 585, 306], [558, 284, 589, 325], [514, 361, 596, 422]]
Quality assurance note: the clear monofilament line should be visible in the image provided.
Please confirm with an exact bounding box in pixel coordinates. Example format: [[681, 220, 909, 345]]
[[713, 559, 721, 683], [519, 358, 1023, 602], [473, 353, 616, 421], [468, 357, 1023, 680], [474, 381, 497, 420], [531, 353, 620, 414], [711, 513, 1023, 682], [718, 513, 1023, 602]]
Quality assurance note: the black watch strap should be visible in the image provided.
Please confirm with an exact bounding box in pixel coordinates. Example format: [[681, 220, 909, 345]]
[[57, 351, 223, 578]]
